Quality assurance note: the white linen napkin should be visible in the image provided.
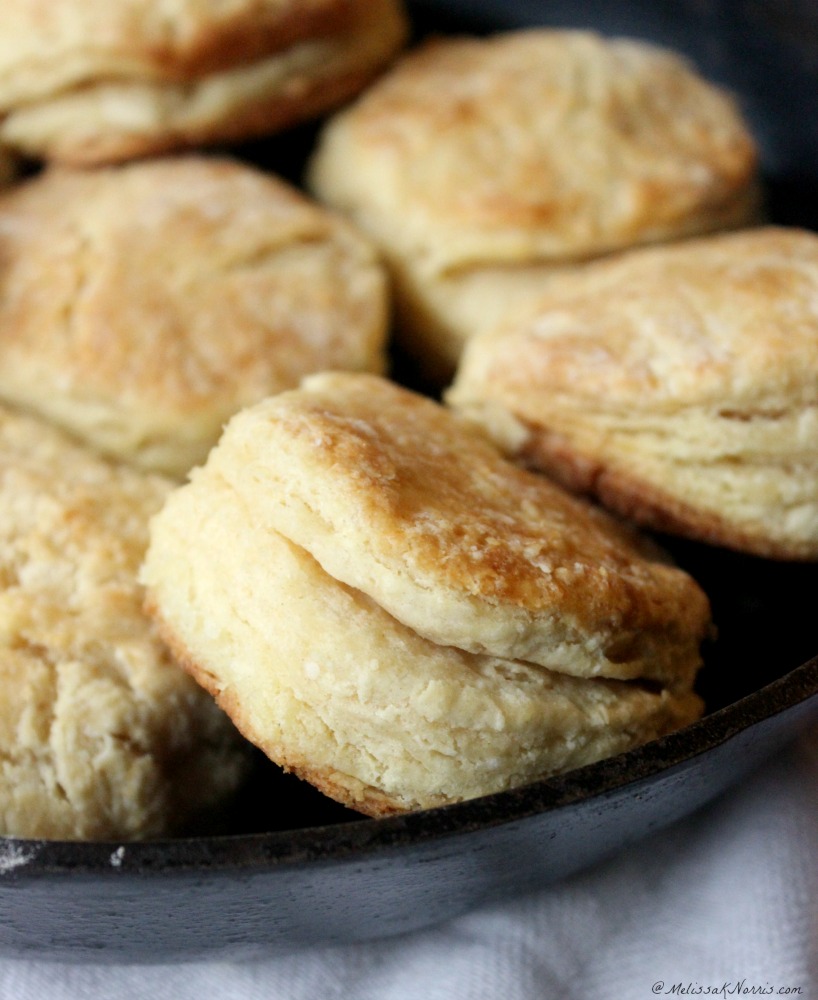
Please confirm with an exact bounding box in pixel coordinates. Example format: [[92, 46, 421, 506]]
[[0, 731, 815, 1000]]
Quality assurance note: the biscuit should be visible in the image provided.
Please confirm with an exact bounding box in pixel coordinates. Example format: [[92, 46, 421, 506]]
[[198, 372, 710, 683], [0, 157, 389, 477], [0, 0, 408, 165], [142, 373, 709, 815], [448, 226, 818, 561], [308, 30, 760, 379], [0, 406, 248, 840]]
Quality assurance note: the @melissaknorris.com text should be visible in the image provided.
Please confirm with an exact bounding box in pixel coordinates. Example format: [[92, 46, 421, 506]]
[[652, 982, 803, 996]]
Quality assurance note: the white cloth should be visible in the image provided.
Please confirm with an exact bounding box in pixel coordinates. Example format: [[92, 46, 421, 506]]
[[1, 733, 815, 1000]]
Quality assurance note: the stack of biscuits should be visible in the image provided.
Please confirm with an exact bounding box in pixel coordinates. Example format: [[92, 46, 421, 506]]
[[0, 0, 406, 839], [1, 1, 812, 835]]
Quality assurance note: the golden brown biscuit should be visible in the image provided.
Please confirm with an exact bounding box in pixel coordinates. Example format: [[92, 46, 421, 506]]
[[143, 483, 704, 817], [0, 157, 389, 477], [142, 373, 709, 815], [0, 405, 248, 840], [448, 226, 818, 560], [0, 0, 408, 165], [199, 372, 710, 684], [308, 30, 759, 379]]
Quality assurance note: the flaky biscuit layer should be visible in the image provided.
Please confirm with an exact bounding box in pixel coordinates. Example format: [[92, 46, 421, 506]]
[[449, 227, 818, 559], [143, 464, 703, 816], [0, 0, 408, 164], [198, 373, 710, 685], [0, 407, 248, 840]]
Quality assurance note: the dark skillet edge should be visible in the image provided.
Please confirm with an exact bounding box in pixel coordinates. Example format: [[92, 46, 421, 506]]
[[3, 654, 815, 878]]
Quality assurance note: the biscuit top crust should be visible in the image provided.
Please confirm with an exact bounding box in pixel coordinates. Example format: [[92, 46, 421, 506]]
[[0, 0, 353, 100], [308, 30, 757, 275], [0, 157, 387, 469], [451, 226, 818, 416], [0, 407, 174, 691], [207, 372, 710, 680], [0, 405, 245, 838], [0, 406, 172, 601]]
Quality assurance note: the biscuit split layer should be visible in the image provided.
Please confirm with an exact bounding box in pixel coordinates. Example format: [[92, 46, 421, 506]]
[[0, 406, 248, 840], [0, 0, 408, 164], [203, 373, 709, 684], [142, 373, 709, 815], [308, 29, 759, 378], [0, 157, 389, 477], [448, 226, 818, 560]]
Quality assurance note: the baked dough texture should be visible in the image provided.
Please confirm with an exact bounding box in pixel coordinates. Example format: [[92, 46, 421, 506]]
[[308, 30, 759, 379], [0, 157, 389, 478], [142, 372, 709, 816], [0, 406, 249, 840], [448, 226, 818, 560], [201, 372, 709, 684], [0, 0, 408, 165]]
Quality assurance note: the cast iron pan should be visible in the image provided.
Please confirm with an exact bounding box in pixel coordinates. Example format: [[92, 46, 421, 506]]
[[1, 0, 817, 963]]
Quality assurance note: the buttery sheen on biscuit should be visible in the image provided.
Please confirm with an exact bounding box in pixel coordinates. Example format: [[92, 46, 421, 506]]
[[0, 157, 389, 477], [142, 373, 709, 816], [448, 226, 818, 560], [0, 406, 248, 840], [0, 0, 408, 165], [308, 30, 759, 378]]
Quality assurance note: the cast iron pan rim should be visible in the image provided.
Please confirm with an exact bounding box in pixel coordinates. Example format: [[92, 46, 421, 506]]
[[5, 655, 816, 877]]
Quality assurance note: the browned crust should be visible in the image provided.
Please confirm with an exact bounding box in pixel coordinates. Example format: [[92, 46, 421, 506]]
[[126, 0, 353, 81], [279, 762, 414, 818], [518, 422, 815, 561], [307, 30, 758, 279]]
